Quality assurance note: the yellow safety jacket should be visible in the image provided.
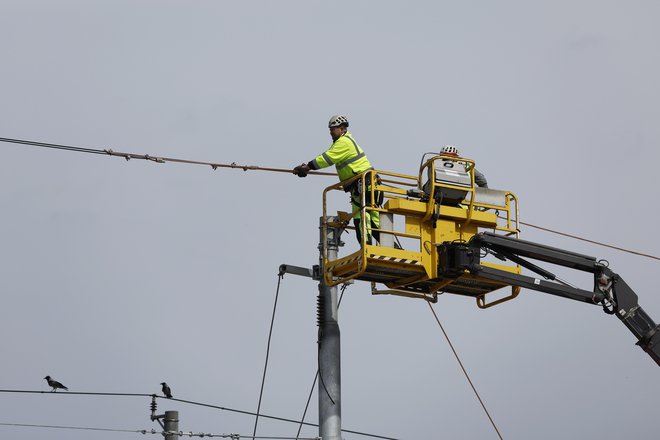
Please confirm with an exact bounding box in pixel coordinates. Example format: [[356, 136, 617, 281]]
[[309, 132, 373, 182]]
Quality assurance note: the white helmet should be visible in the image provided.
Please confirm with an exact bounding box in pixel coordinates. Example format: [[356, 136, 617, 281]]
[[328, 114, 349, 128], [440, 145, 460, 156]]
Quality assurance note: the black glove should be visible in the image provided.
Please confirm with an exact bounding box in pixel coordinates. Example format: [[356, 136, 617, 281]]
[[293, 163, 309, 177]]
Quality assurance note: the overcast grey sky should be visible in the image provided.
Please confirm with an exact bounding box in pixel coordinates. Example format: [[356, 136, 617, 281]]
[[0, 1, 659, 439]]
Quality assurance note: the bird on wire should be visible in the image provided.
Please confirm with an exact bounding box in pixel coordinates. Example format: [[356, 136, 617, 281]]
[[161, 382, 172, 398], [44, 376, 68, 392]]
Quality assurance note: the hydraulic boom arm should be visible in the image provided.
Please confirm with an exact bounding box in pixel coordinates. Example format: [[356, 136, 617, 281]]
[[438, 232, 660, 366]]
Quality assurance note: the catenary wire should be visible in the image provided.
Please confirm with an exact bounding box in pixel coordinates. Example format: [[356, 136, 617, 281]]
[[0, 421, 143, 434], [518, 220, 660, 261], [253, 273, 284, 438], [0, 136, 334, 176], [0, 390, 398, 440], [0, 137, 110, 155], [168, 396, 399, 440], [496, 214, 659, 261], [0, 423, 321, 439], [0, 389, 153, 397], [1, 136, 656, 261], [427, 303, 504, 440], [158, 432, 318, 439]]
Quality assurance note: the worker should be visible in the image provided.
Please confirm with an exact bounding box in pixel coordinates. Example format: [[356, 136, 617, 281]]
[[439, 145, 488, 188], [292, 115, 381, 245], [421, 144, 489, 208]]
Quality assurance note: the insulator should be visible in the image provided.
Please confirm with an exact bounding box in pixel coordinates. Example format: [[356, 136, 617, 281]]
[[317, 294, 325, 326], [150, 396, 157, 413]]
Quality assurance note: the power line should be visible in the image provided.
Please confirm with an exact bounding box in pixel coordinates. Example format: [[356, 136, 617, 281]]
[[0, 421, 143, 435], [0, 423, 320, 439], [169, 397, 399, 440], [0, 389, 398, 440], [0, 136, 334, 176], [169, 397, 312, 428], [519, 220, 660, 261], [0, 389, 153, 397], [253, 273, 284, 438], [0, 137, 110, 155], [427, 303, 505, 440], [159, 432, 319, 440], [2, 135, 656, 261]]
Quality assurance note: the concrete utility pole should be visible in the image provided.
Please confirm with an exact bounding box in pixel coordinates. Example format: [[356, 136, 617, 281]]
[[318, 216, 342, 440], [164, 411, 179, 440]]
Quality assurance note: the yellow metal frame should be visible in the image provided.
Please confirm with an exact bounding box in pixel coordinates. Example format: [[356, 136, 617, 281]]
[[321, 156, 522, 308]]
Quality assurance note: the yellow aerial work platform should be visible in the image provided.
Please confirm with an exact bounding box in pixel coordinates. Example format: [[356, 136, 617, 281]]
[[322, 155, 522, 306]]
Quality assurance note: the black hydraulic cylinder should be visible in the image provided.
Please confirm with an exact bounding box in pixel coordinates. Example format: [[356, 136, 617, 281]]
[[474, 232, 600, 272], [474, 266, 602, 304]]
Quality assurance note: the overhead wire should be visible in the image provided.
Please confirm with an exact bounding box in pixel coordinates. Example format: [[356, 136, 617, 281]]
[[0, 136, 334, 176], [253, 273, 284, 438], [0, 389, 152, 397], [0, 421, 143, 435], [155, 433, 319, 440], [169, 396, 399, 440], [426, 303, 504, 440], [1, 136, 656, 261], [0, 137, 110, 155], [0, 389, 397, 440], [0, 422, 321, 439], [518, 220, 660, 261]]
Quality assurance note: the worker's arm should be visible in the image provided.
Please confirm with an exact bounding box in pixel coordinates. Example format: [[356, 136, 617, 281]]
[[293, 137, 352, 177], [313, 135, 358, 169], [474, 169, 488, 188]]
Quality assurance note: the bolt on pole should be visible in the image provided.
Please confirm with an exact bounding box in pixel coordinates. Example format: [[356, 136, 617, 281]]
[[318, 216, 342, 440]]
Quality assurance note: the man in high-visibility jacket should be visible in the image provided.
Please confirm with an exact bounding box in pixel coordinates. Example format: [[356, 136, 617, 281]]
[[293, 114, 381, 245]]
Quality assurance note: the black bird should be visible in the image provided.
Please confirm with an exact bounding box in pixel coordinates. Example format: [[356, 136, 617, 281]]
[[161, 382, 172, 398], [44, 376, 68, 392]]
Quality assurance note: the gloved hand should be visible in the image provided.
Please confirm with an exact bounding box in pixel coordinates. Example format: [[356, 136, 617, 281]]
[[293, 163, 309, 177]]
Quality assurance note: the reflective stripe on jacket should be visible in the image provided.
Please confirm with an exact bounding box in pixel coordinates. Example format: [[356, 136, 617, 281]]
[[309, 132, 373, 182]]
